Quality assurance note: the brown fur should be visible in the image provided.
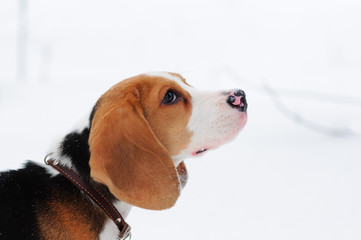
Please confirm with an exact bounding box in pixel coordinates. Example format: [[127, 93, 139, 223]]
[[37, 190, 106, 239], [89, 74, 192, 210]]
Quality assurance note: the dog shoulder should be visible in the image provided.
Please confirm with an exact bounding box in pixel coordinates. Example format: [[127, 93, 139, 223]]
[[0, 161, 51, 239]]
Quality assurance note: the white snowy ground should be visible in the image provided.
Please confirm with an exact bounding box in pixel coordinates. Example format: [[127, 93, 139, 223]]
[[1, 0, 361, 239]]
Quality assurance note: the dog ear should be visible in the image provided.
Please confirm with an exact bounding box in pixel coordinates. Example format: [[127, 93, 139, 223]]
[[89, 90, 181, 210]]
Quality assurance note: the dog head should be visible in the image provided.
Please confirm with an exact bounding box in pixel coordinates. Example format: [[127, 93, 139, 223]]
[[89, 72, 247, 210]]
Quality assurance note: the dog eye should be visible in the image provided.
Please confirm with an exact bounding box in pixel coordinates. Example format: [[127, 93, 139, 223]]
[[162, 90, 177, 104]]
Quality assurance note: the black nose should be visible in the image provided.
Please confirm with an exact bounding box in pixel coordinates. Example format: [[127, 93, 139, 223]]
[[227, 89, 247, 112]]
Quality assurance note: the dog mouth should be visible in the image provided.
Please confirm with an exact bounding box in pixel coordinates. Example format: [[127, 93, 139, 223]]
[[192, 148, 208, 156]]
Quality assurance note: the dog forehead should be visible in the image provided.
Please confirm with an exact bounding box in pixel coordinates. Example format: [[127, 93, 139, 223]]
[[145, 72, 193, 91], [97, 72, 184, 104]]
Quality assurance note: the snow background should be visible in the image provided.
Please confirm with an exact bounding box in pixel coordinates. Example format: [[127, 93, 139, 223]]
[[1, 0, 361, 239]]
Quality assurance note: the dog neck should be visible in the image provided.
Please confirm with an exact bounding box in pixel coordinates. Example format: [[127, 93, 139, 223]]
[[45, 109, 133, 221], [46, 109, 94, 179]]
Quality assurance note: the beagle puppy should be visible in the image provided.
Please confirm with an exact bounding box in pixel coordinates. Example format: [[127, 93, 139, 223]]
[[0, 72, 247, 239]]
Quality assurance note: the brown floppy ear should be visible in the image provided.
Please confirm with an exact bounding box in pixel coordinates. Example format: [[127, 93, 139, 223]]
[[89, 91, 181, 210]]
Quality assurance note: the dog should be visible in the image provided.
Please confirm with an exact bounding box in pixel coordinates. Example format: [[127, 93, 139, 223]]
[[0, 72, 247, 239]]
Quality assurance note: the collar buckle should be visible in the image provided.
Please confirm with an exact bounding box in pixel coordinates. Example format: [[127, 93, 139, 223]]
[[118, 225, 132, 240]]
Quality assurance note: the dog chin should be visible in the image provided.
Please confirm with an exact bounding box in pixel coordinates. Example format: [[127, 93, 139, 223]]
[[191, 113, 247, 157]]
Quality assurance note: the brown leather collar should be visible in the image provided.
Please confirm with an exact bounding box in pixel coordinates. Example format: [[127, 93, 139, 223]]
[[45, 157, 131, 240]]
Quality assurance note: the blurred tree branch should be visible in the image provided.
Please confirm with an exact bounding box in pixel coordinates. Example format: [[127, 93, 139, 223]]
[[219, 66, 361, 138]]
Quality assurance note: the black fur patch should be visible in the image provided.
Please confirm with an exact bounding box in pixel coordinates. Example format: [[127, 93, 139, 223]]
[[60, 128, 92, 180], [0, 161, 107, 239], [0, 162, 79, 239], [59, 103, 97, 180], [59, 127, 116, 201]]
